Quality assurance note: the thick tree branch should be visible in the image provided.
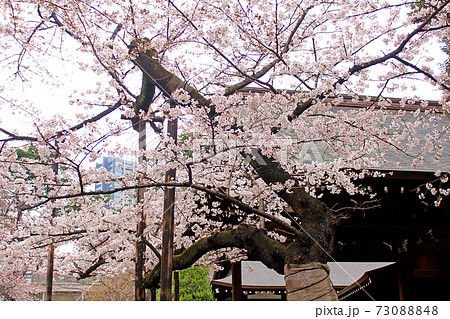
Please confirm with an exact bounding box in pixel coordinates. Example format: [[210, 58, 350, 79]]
[[121, 73, 157, 132], [76, 256, 107, 280], [0, 128, 37, 143], [63, 101, 123, 135], [394, 56, 450, 91], [242, 149, 336, 257], [143, 224, 287, 289], [132, 52, 212, 107], [143, 236, 161, 260], [190, 183, 302, 236], [0, 101, 123, 143]]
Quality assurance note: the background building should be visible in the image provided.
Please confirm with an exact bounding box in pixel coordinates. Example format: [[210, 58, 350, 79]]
[[95, 156, 134, 204]]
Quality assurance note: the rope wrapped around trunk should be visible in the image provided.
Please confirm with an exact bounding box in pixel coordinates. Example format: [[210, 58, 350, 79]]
[[284, 262, 338, 301]]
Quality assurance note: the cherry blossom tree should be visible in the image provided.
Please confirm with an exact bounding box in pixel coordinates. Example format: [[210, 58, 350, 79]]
[[0, 0, 449, 301]]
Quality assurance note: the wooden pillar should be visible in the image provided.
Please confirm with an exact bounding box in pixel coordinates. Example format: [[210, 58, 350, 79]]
[[135, 119, 147, 301], [45, 243, 55, 301], [397, 256, 409, 301], [149, 288, 157, 301], [45, 159, 59, 301], [232, 261, 243, 301], [160, 117, 178, 301], [174, 271, 180, 301]]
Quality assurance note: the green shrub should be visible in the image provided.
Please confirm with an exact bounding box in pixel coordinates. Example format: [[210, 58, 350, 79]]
[[156, 266, 216, 301]]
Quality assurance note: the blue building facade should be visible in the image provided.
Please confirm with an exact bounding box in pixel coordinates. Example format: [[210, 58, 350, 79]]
[[95, 156, 134, 203]]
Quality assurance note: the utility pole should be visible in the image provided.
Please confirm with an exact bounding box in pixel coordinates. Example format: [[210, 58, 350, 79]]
[[159, 116, 178, 301], [135, 119, 147, 301]]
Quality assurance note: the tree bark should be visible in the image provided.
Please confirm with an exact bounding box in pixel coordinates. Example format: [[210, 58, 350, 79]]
[[133, 52, 211, 107], [284, 263, 338, 301]]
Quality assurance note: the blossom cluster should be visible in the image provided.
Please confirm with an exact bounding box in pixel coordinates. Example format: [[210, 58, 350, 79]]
[[0, 0, 449, 299]]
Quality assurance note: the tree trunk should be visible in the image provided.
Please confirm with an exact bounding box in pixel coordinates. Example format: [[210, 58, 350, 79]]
[[284, 263, 338, 301]]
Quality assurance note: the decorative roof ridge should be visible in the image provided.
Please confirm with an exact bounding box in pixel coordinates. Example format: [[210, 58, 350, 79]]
[[236, 87, 442, 112]]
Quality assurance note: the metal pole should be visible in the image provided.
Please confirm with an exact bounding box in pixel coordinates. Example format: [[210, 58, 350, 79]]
[[160, 117, 178, 301]]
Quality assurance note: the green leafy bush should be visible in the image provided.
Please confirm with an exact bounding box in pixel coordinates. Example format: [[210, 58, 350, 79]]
[[156, 266, 216, 301], [177, 266, 216, 301]]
